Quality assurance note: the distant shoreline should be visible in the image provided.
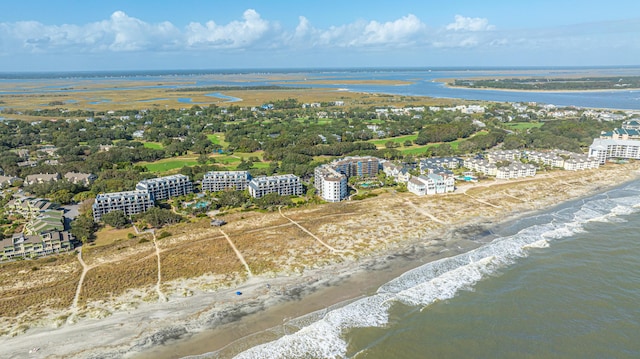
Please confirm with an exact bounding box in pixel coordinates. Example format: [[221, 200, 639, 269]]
[[434, 78, 640, 93]]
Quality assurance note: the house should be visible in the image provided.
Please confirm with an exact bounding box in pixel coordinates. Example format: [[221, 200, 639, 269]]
[[0, 175, 19, 188], [64, 172, 97, 186], [24, 173, 60, 185], [6, 196, 56, 219], [407, 174, 455, 196], [381, 162, 411, 183]]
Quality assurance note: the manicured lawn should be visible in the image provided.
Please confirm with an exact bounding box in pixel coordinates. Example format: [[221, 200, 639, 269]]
[[212, 151, 270, 170], [370, 133, 418, 148], [399, 139, 462, 155], [207, 133, 229, 147], [142, 141, 164, 150], [143, 156, 199, 172], [504, 122, 544, 130]]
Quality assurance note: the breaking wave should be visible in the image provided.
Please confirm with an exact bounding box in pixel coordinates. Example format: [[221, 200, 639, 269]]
[[196, 181, 640, 359]]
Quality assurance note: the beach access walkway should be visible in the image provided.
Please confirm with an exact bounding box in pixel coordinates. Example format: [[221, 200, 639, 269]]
[[219, 228, 253, 278], [150, 229, 168, 302], [278, 206, 342, 253]]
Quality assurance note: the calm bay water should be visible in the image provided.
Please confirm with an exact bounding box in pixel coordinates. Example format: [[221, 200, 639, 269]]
[[1, 67, 640, 109], [211, 179, 640, 359]]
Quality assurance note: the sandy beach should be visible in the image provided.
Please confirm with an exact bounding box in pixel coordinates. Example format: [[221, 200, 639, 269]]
[[1, 163, 639, 359]]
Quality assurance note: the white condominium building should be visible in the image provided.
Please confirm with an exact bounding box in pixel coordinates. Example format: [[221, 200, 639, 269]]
[[92, 190, 154, 222], [496, 163, 537, 179], [202, 171, 251, 192], [248, 174, 303, 199], [136, 174, 193, 201], [589, 138, 640, 164], [314, 165, 348, 202], [407, 174, 455, 196], [313, 156, 381, 202]]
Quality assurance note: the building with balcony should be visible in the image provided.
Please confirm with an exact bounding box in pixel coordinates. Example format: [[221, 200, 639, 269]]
[[202, 171, 251, 192], [331, 156, 380, 178], [1, 231, 74, 260], [248, 174, 303, 199], [314, 165, 348, 202], [407, 174, 455, 196], [136, 174, 193, 201], [92, 190, 154, 222], [589, 138, 640, 164]]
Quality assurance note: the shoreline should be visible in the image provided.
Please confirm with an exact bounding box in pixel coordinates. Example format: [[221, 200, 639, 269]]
[[1, 165, 639, 358], [134, 169, 640, 359], [434, 78, 640, 93]]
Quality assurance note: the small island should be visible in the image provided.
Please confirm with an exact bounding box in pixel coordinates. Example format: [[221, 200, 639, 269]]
[[447, 76, 640, 91]]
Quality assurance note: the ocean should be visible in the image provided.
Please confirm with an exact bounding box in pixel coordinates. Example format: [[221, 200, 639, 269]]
[[191, 179, 640, 358]]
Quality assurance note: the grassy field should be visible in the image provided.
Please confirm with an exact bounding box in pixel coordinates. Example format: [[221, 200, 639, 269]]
[[369, 133, 419, 148], [139, 151, 270, 174], [207, 133, 229, 147], [141, 156, 199, 173], [142, 142, 164, 150], [503, 122, 544, 130], [399, 139, 463, 155]]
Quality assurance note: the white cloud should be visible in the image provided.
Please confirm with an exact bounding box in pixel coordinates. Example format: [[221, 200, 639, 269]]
[[362, 14, 426, 44], [446, 15, 495, 32], [185, 9, 271, 48], [3, 9, 638, 65], [286, 14, 427, 48]]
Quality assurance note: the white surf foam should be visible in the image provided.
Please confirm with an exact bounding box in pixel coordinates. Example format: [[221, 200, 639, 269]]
[[227, 182, 640, 359]]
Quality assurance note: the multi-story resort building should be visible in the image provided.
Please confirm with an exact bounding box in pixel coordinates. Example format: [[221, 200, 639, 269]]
[[201, 171, 251, 192], [496, 163, 537, 179], [526, 150, 599, 170], [314, 156, 381, 202], [486, 150, 523, 162], [314, 165, 348, 202], [331, 156, 380, 178], [1, 231, 75, 260], [92, 190, 154, 221], [419, 157, 463, 171], [135, 174, 193, 201], [407, 174, 455, 196], [248, 174, 303, 199], [588, 138, 640, 164], [464, 158, 498, 176]]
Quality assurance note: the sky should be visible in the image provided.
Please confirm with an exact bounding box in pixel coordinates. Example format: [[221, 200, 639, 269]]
[[1, 0, 640, 71]]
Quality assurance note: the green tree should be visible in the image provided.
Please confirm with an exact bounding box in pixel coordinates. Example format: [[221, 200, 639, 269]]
[[50, 189, 74, 205], [139, 207, 183, 228], [101, 210, 129, 229], [197, 153, 209, 165], [70, 215, 96, 244]]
